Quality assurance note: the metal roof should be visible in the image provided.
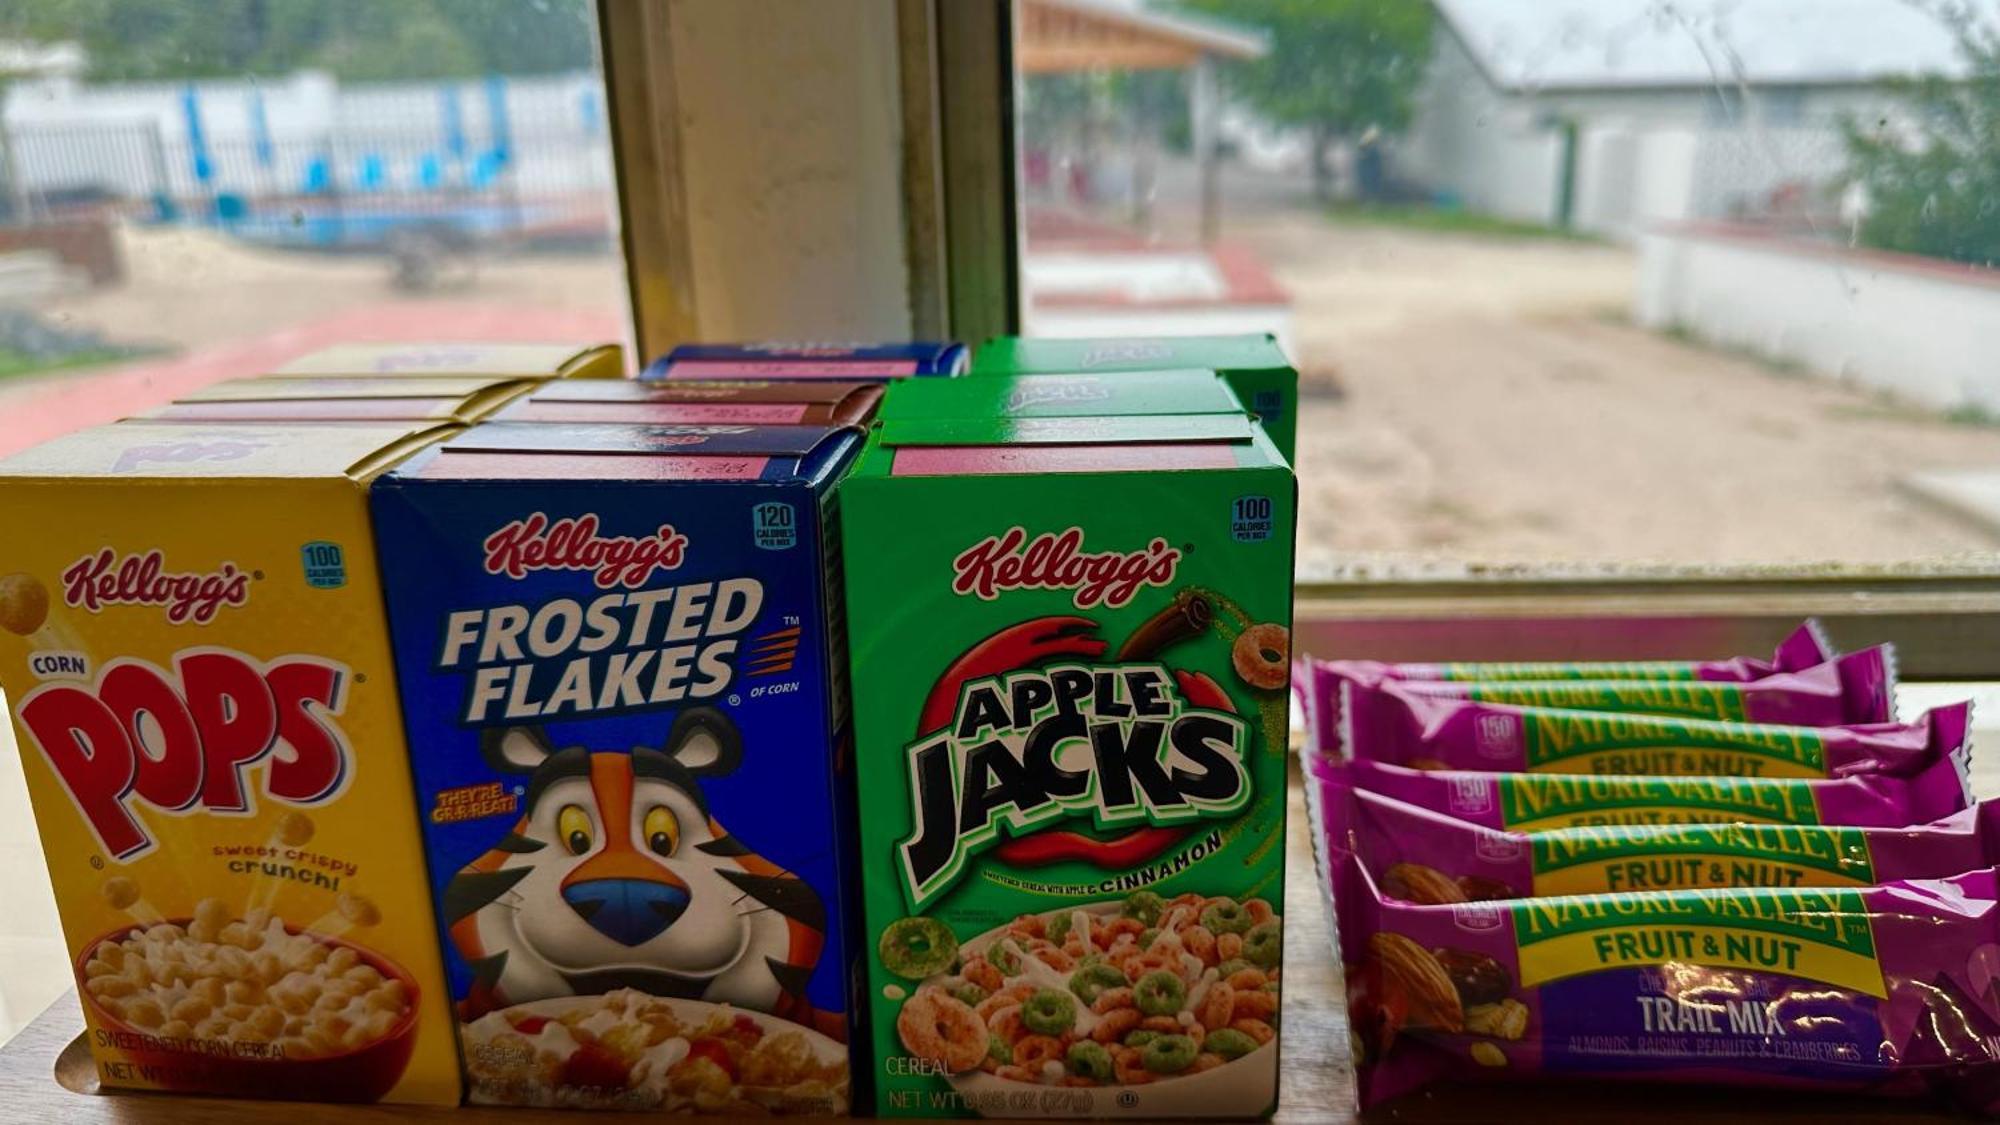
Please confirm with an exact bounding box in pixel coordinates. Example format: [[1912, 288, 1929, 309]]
[[1435, 0, 1991, 92]]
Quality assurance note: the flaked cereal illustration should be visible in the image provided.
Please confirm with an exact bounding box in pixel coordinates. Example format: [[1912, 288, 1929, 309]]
[[841, 401, 1296, 1118], [0, 421, 465, 1104], [369, 421, 864, 1112]]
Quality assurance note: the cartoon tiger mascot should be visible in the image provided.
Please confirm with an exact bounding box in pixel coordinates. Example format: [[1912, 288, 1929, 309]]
[[444, 707, 837, 1037]]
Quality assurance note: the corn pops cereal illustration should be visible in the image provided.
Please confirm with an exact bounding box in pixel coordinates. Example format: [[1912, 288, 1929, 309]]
[[0, 421, 463, 1104]]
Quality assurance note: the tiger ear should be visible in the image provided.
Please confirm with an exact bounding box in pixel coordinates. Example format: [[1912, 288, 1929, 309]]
[[665, 707, 742, 777], [482, 726, 555, 774]]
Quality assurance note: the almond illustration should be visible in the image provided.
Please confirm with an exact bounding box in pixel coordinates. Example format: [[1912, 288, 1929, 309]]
[[1368, 931, 1464, 1033], [1384, 863, 1468, 905]]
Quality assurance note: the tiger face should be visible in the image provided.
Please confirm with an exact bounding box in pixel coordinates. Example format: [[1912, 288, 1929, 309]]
[[449, 708, 822, 1009]]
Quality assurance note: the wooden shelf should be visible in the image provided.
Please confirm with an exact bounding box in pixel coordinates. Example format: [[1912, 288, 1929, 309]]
[[0, 769, 1963, 1122]]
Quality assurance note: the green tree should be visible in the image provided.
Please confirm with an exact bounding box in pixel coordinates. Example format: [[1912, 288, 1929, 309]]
[[1181, 0, 1433, 200], [0, 0, 595, 81], [1843, 8, 2000, 267]]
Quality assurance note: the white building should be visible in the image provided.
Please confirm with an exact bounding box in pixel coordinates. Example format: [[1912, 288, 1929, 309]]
[[1398, 0, 1987, 239]]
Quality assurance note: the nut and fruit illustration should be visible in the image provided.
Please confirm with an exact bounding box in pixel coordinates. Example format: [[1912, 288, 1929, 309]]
[[1434, 948, 1511, 1008], [1368, 932, 1464, 1033], [1383, 863, 1468, 905]]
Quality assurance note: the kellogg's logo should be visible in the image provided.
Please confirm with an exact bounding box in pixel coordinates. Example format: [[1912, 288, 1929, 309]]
[[484, 512, 688, 590], [1081, 342, 1172, 368], [112, 438, 269, 474], [61, 549, 250, 625], [1004, 378, 1110, 412], [952, 527, 1180, 610], [17, 648, 352, 860]]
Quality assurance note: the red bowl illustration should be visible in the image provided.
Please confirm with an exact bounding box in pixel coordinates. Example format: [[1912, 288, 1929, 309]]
[[75, 918, 422, 1103]]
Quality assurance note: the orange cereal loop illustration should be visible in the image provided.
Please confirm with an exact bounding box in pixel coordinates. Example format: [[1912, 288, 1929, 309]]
[[1231, 623, 1290, 691], [0, 573, 48, 636]]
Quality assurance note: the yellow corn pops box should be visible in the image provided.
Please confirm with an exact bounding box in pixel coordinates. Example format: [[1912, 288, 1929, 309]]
[[0, 421, 461, 1104], [271, 342, 624, 380]]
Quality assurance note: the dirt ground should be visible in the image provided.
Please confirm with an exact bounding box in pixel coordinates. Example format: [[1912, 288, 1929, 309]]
[[24, 224, 626, 374], [1209, 207, 2000, 574]]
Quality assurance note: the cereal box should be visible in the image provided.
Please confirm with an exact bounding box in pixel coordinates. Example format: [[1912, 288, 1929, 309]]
[[0, 421, 464, 1104], [972, 336, 1298, 463], [368, 421, 865, 1113], [644, 342, 968, 381], [495, 379, 883, 426], [840, 411, 1296, 1118], [148, 375, 540, 424], [273, 342, 624, 380]]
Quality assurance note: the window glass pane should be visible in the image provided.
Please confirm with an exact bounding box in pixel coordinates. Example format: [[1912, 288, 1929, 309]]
[[1012, 0, 2000, 579], [0, 0, 628, 456], [0, 0, 627, 1045]]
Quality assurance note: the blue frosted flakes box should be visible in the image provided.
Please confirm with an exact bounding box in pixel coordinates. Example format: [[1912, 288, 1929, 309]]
[[369, 421, 862, 1113], [643, 341, 968, 382]]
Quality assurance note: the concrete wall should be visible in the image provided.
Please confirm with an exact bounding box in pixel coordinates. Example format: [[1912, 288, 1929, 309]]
[[1399, 28, 1908, 241], [1638, 226, 2000, 412]]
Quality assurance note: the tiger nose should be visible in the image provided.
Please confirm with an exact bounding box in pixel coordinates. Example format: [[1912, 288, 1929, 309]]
[[561, 878, 690, 946]]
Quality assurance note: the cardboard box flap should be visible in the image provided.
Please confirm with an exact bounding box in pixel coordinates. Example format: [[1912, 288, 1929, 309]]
[[446, 421, 847, 458], [0, 421, 456, 480], [973, 333, 1287, 375], [184, 375, 526, 402], [273, 342, 622, 379], [878, 413, 1256, 448], [882, 370, 1242, 420], [527, 379, 874, 407], [668, 341, 962, 363], [145, 397, 472, 423]]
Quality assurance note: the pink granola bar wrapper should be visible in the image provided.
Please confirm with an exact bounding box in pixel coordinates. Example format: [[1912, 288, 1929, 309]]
[[1306, 648, 1895, 757], [1295, 621, 1837, 754], [1335, 686, 1969, 780], [1316, 753, 1973, 832], [1318, 773, 2000, 901], [1335, 851, 2000, 1115]]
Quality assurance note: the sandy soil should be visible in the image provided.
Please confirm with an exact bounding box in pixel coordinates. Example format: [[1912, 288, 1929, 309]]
[[32, 223, 626, 359], [1208, 207, 2000, 573]]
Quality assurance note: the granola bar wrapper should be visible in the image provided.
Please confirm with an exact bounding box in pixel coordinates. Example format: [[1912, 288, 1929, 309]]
[[1336, 851, 2000, 1114], [1320, 773, 2000, 900], [1328, 646, 1892, 734], [1296, 621, 1836, 753], [1337, 687, 1970, 779], [1320, 753, 1974, 832]]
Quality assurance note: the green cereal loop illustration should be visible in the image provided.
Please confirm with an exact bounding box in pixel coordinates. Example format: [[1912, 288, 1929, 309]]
[[1141, 1034, 1199, 1074], [951, 983, 989, 1008], [1045, 911, 1073, 944], [878, 916, 958, 980], [1134, 971, 1186, 1017], [1124, 1029, 1161, 1049], [1065, 1040, 1114, 1080], [1022, 989, 1077, 1035], [987, 938, 1022, 975], [1122, 891, 1166, 926], [987, 1033, 1012, 1066], [1138, 927, 1160, 949], [1244, 920, 1282, 969], [1201, 900, 1252, 935], [1204, 1028, 1258, 1061], [1068, 964, 1126, 1005], [1216, 958, 1255, 978]]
